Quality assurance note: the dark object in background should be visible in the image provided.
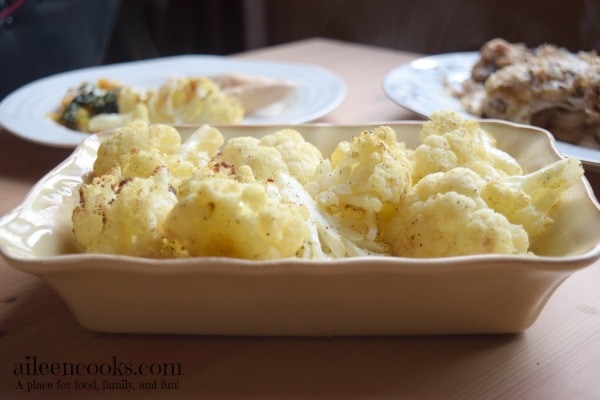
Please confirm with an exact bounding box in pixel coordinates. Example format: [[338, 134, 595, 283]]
[[262, 0, 599, 54], [0, 0, 246, 99], [0, 0, 120, 99], [2, 0, 596, 101], [104, 0, 246, 64]]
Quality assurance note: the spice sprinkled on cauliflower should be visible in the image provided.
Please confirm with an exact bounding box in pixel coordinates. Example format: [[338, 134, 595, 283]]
[[384, 168, 530, 257], [72, 167, 187, 258], [220, 128, 323, 184], [164, 172, 310, 260], [305, 126, 413, 255], [413, 110, 522, 182], [93, 121, 223, 188]]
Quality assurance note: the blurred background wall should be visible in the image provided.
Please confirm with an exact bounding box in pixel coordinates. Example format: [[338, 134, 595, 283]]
[[1, 0, 598, 98], [104, 0, 599, 63], [256, 0, 599, 53]]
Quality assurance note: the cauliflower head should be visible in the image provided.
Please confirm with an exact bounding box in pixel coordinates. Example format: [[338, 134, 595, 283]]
[[413, 110, 522, 182], [304, 126, 413, 255], [383, 155, 583, 257], [219, 128, 323, 184], [146, 77, 244, 125], [384, 168, 530, 257], [481, 157, 584, 239], [72, 167, 186, 258], [164, 171, 310, 260], [93, 120, 182, 178], [94, 121, 224, 187]]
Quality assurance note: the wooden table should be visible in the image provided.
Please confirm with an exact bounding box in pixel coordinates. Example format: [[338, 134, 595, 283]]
[[1, 38, 599, 399]]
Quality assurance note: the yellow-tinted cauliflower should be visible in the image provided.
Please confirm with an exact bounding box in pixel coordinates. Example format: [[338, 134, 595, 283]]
[[94, 121, 223, 187], [146, 77, 244, 125], [384, 168, 530, 257], [219, 128, 323, 184], [72, 167, 187, 258], [73, 121, 227, 257], [413, 110, 522, 182], [382, 110, 584, 257], [482, 157, 583, 239], [304, 126, 413, 256], [93, 120, 182, 178], [164, 171, 310, 259]]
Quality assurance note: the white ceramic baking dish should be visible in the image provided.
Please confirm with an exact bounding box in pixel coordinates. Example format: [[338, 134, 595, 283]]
[[1, 121, 599, 335]]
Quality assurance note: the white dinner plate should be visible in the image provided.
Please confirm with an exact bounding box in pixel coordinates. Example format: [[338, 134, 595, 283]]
[[382, 52, 600, 170], [0, 55, 346, 148]]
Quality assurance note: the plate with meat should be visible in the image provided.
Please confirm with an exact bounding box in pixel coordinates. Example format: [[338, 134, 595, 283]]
[[0, 55, 346, 148], [383, 39, 600, 170]]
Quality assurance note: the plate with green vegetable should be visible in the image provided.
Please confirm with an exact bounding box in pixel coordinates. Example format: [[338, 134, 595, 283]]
[[0, 55, 346, 148]]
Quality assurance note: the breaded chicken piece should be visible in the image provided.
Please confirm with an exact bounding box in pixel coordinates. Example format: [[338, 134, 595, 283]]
[[458, 38, 600, 149]]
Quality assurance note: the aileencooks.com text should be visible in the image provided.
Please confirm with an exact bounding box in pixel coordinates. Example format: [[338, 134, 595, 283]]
[[12, 355, 182, 378]]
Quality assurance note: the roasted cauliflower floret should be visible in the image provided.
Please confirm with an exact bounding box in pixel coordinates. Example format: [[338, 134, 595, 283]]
[[384, 168, 530, 257], [314, 126, 413, 210], [482, 157, 584, 239], [384, 155, 583, 257], [219, 128, 323, 183], [94, 121, 223, 187], [173, 124, 225, 179], [72, 167, 186, 258], [146, 77, 244, 125], [413, 110, 522, 182], [259, 129, 323, 183], [304, 126, 413, 255], [164, 172, 310, 260], [93, 120, 181, 177], [71, 173, 120, 249]]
